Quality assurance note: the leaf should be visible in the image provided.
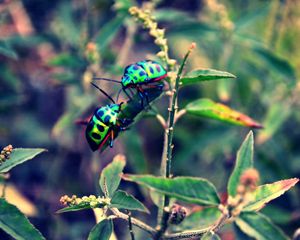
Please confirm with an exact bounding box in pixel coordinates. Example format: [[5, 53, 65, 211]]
[[201, 232, 221, 240], [123, 175, 220, 206], [235, 212, 289, 240], [244, 178, 299, 211], [260, 206, 292, 225], [47, 53, 83, 68], [56, 204, 93, 214], [88, 219, 113, 240], [185, 99, 262, 128], [0, 148, 46, 173], [0, 198, 45, 240], [0, 40, 18, 59], [227, 131, 254, 197], [175, 207, 221, 231], [257, 103, 291, 144], [180, 69, 236, 86], [100, 155, 126, 197], [154, 9, 194, 22], [95, 14, 127, 52], [0, 184, 37, 217], [110, 190, 149, 213], [234, 3, 270, 32], [254, 47, 296, 87], [234, 223, 254, 240]]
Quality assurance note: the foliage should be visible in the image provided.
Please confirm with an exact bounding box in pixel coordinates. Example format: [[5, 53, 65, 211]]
[[0, 0, 299, 239]]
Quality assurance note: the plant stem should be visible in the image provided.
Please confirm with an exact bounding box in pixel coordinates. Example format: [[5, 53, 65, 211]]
[[162, 227, 210, 239], [156, 47, 194, 239], [111, 208, 156, 237], [127, 211, 135, 240]]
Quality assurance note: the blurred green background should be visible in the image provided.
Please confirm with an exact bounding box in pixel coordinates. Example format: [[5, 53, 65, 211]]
[[0, 0, 299, 239]]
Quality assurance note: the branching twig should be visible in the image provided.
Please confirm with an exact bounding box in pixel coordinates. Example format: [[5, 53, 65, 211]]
[[127, 211, 135, 240], [156, 44, 195, 239], [110, 208, 157, 237], [162, 227, 210, 239]]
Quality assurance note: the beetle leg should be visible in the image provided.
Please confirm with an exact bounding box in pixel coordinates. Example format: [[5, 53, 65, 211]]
[[123, 88, 132, 101], [110, 130, 114, 148], [137, 90, 145, 108]]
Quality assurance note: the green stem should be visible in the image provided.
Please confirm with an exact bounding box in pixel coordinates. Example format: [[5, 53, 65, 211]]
[[156, 48, 193, 239]]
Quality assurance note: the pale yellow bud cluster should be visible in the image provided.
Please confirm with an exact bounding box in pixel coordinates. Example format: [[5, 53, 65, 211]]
[[227, 168, 260, 217], [59, 194, 110, 209], [0, 145, 13, 165], [129, 6, 177, 70], [204, 0, 234, 31]]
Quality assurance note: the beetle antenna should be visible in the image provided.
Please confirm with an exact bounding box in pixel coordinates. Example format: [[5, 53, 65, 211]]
[[93, 77, 121, 84], [90, 82, 115, 104], [116, 88, 123, 102]]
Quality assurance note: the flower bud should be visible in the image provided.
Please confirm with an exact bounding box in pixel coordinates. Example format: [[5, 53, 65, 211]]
[[240, 168, 260, 191]]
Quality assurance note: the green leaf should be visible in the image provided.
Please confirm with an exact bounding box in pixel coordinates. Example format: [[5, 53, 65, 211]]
[[234, 3, 270, 32], [257, 103, 291, 144], [260, 206, 292, 225], [0, 198, 45, 240], [185, 99, 262, 128], [0, 148, 46, 173], [56, 203, 94, 214], [201, 232, 221, 240], [110, 190, 149, 213], [254, 47, 296, 87], [244, 178, 299, 212], [180, 69, 236, 86], [235, 212, 289, 240], [175, 207, 221, 231], [227, 131, 254, 197], [47, 53, 83, 68], [95, 14, 127, 52], [88, 219, 113, 240], [0, 40, 18, 59], [234, 223, 253, 240], [154, 9, 194, 22], [123, 175, 220, 206], [100, 156, 126, 197]]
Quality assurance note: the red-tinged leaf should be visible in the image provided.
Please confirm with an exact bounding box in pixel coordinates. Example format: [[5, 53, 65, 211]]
[[244, 178, 299, 212], [185, 99, 263, 128]]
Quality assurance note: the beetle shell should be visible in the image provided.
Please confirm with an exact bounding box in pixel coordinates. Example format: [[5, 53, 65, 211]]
[[121, 60, 167, 88], [85, 104, 120, 151]]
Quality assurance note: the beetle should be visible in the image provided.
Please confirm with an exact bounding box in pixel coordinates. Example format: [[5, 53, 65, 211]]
[[84, 83, 128, 152], [93, 60, 167, 106]]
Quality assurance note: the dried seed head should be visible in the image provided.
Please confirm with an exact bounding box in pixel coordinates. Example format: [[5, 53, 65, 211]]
[[168, 204, 187, 225], [0, 144, 13, 164]]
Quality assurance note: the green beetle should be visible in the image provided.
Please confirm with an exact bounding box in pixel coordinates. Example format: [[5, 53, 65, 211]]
[[94, 60, 167, 106], [84, 83, 128, 151]]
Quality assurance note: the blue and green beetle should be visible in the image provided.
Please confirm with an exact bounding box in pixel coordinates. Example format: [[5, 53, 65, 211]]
[[94, 60, 167, 106], [84, 83, 127, 151], [85, 103, 123, 151]]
